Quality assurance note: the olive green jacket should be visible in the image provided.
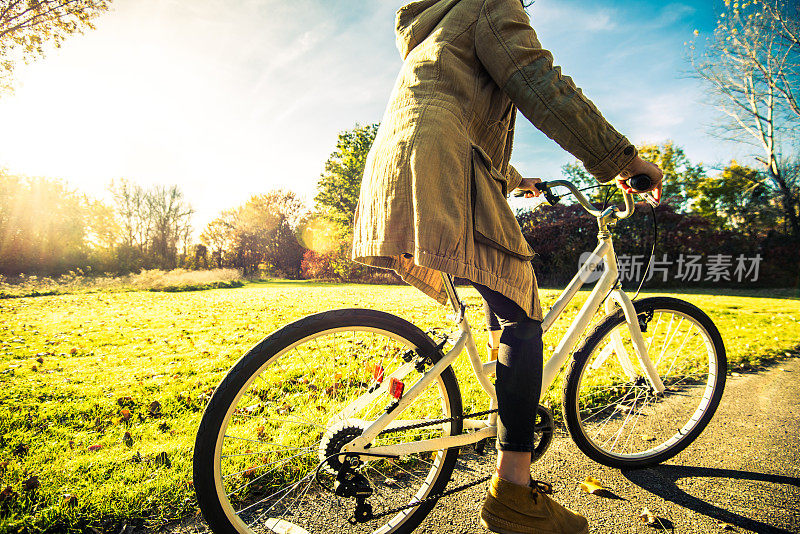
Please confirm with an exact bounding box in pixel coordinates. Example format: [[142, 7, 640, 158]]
[[352, 0, 637, 320]]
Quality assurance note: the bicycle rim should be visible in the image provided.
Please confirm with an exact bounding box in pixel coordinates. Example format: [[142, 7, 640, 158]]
[[567, 301, 724, 465], [199, 312, 461, 534]]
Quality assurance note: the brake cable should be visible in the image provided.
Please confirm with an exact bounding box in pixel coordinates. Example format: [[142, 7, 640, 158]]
[[541, 182, 659, 302]]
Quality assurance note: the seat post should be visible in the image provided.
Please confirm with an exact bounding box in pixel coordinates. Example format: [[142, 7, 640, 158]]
[[440, 272, 464, 317]]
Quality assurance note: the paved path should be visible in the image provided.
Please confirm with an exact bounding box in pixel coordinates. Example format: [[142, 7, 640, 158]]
[[419, 356, 800, 534], [155, 357, 800, 534]]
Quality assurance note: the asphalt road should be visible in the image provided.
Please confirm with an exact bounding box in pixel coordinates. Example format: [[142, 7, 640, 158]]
[[418, 356, 800, 534], [155, 356, 800, 534]]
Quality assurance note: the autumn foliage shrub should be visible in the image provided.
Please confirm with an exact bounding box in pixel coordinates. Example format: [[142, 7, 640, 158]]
[[518, 203, 798, 288]]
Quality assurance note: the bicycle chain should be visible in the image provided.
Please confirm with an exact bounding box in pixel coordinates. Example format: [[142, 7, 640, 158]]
[[370, 472, 494, 521], [377, 408, 498, 436]]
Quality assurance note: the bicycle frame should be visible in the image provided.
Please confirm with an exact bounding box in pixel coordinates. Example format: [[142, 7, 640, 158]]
[[343, 186, 665, 459]]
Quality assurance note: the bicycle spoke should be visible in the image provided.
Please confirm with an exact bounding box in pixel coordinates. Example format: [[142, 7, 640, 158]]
[[572, 303, 724, 465], [224, 449, 316, 493], [194, 315, 459, 534]]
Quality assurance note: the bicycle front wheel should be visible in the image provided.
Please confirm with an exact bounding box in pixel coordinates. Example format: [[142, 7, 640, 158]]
[[563, 297, 726, 469], [193, 308, 463, 534]]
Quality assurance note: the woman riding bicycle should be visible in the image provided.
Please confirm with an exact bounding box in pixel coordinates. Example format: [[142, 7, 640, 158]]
[[352, 0, 663, 532]]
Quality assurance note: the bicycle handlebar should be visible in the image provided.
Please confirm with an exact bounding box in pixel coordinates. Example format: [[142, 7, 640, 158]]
[[514, 174, 656, 220]]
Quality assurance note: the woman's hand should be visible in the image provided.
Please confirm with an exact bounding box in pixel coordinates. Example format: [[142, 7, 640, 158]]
[[617, 156, 664, 203], [517, 177, 542, 198]]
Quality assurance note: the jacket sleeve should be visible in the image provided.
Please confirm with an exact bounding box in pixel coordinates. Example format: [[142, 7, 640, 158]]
[[475, 0, 637, 182], [506, 164, 523, 193]]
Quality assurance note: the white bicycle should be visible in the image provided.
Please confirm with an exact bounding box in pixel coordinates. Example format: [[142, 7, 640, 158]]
[[193, 179, 726, 534]]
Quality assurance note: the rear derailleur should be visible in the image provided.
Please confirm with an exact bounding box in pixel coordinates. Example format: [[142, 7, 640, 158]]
[[333, 455, 374, 523]]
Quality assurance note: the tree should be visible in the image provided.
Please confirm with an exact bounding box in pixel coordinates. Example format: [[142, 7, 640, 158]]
[[203, 190, 306, 277], [754, 0, 800, 120], [0, 172, 87, 275], [109, 179, 194, 270], [200, 212, 236, 268], [686, 161, 780, 238], [691, 0, 800, 238], [110, 179, 149, 254], [0, 0, 111, 95], [314, 123, 378, 230], [147, 185, 193, 269]]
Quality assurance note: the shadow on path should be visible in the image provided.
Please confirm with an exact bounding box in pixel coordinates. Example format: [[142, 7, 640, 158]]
[[623, 465, 800, 534]]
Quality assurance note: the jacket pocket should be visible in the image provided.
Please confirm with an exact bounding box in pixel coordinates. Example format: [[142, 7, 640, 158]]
[[471, 145, 534, 261]]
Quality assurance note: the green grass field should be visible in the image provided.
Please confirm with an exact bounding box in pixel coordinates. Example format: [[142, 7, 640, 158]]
[[0, 282, 798, 532]]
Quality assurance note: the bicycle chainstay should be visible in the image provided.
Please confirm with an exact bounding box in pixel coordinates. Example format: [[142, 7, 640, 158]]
[[344, 408, 499, 523], [356, 405, 556, 523]]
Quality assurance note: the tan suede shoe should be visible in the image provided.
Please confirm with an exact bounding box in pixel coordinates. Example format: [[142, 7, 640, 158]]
[[480, 474, 589, 534]]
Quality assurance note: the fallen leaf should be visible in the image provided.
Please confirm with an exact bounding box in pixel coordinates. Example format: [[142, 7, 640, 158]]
[[70, 348, 78, 355], [579, 476, 604, 494], [88, 444, 102, 452], [31, 365, 38, 372], [148, 401, 162, 416], [121, 408, 131, 421], [122, 431, 134, 448], [243, 465, 258, 478], [62, 493, 78, 507], [22, 475, 40, 491], [639, 507, 656, 525], [36, 357, 44, 364], [154, 451, 171, 467], [0, 486, 16, 502]]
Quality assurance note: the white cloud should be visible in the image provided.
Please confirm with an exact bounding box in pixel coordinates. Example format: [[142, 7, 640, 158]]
[[531, 1, 619, 33], [0, 0, 747, 231]]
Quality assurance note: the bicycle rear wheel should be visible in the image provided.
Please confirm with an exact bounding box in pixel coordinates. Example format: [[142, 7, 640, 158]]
[[193, 308, 463, 534], [563, 297, 726, 469]]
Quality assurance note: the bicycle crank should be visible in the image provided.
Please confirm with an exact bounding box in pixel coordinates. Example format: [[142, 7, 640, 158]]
[[532, 405, 554, 462]]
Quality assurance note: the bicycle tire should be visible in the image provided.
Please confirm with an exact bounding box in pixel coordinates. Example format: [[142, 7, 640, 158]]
[[193, 308, 463, 534], [563, 297, 726, 469]]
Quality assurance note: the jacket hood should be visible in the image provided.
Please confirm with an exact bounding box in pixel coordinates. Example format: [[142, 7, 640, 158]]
[[395, 0, 463, 59]]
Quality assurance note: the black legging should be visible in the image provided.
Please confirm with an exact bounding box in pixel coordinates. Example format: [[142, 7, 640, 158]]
[[471, 282, 543, 453]]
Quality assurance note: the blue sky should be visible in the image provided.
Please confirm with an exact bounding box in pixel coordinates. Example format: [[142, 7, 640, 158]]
[[0, 0, 738, 226]]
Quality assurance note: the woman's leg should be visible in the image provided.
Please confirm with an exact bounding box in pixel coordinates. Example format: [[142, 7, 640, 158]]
[[472, 282, 543, 485], [483, 300, 502, 349]]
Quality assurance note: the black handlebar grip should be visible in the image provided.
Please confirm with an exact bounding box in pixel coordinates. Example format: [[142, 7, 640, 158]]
[[627, 174, 652, 193]]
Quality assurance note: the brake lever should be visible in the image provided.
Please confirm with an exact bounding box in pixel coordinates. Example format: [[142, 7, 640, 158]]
[[513, 182, 562, 206], [641, 192, 659, 208]]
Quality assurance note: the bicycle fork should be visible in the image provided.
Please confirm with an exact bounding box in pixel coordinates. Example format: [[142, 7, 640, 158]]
[[601, 245, 666, 394]]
